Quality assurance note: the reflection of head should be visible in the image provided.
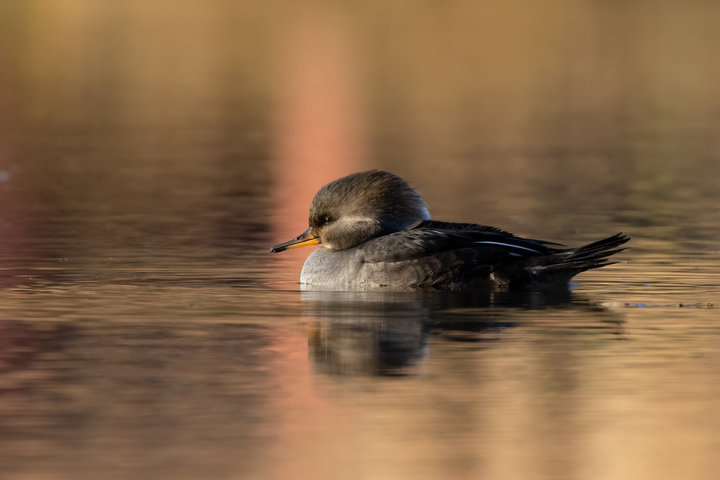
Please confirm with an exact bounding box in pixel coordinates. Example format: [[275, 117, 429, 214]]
[[308, 317, 428, 377], [303, 290, 430, 376]]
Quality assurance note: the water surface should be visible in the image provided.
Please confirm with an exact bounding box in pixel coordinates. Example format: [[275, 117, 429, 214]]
[[1, 2, 720, 480]]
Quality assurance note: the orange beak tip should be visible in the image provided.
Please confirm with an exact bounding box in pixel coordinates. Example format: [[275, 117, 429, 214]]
[[270, 229, 320, 253]]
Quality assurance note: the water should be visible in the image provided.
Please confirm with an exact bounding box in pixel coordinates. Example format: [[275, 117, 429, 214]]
[[2, 2, 720, 480]]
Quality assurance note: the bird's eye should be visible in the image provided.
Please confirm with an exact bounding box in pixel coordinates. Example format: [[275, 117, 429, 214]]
[[311, 214, 334, 228]]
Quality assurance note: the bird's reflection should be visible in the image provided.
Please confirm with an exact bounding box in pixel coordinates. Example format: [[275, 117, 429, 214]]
[[304, 291, 430, 376], [303, 289, 623, 376]]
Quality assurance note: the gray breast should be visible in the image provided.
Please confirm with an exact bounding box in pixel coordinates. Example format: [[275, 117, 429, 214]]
[[301, 248, 417, 289], [299, 246, 493, 291], [300, 248, 370, 289]]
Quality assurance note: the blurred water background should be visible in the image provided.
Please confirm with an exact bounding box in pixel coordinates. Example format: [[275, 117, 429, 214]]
[[1, 2, 719, 479]]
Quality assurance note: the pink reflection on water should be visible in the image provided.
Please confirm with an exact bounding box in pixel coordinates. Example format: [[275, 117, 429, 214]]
[[264, 324, 362, 479], [265, 10, 368, 477], [270, 9, 367, 282]]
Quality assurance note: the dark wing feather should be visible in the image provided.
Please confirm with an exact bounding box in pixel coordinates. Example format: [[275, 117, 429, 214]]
[[361, 220, 558, 263], [411, 220, 564, 245], [356, 222, 629, 290]]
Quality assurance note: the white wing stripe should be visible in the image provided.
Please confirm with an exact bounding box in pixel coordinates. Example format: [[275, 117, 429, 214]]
[[474, 241, 541, 254]]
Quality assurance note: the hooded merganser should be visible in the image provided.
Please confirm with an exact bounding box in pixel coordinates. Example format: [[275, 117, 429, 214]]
[[271, 170, 630, 291]]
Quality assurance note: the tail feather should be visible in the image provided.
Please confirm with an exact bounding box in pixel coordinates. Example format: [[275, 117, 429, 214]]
[[561, 233, 630, 271], [542, 233, 629, 271], [572, 232, 630, 255], [557, 247, 628, 269], [506, 233, 630, 289]]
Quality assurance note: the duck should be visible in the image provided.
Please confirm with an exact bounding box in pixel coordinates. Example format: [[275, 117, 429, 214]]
[[270, 170, 629, 291]]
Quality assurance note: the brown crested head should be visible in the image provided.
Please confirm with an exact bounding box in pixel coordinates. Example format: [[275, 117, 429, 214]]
[[307, 170, 430, 250]]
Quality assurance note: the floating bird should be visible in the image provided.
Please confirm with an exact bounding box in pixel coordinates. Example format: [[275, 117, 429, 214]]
[[271, 170, 629, 291]]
